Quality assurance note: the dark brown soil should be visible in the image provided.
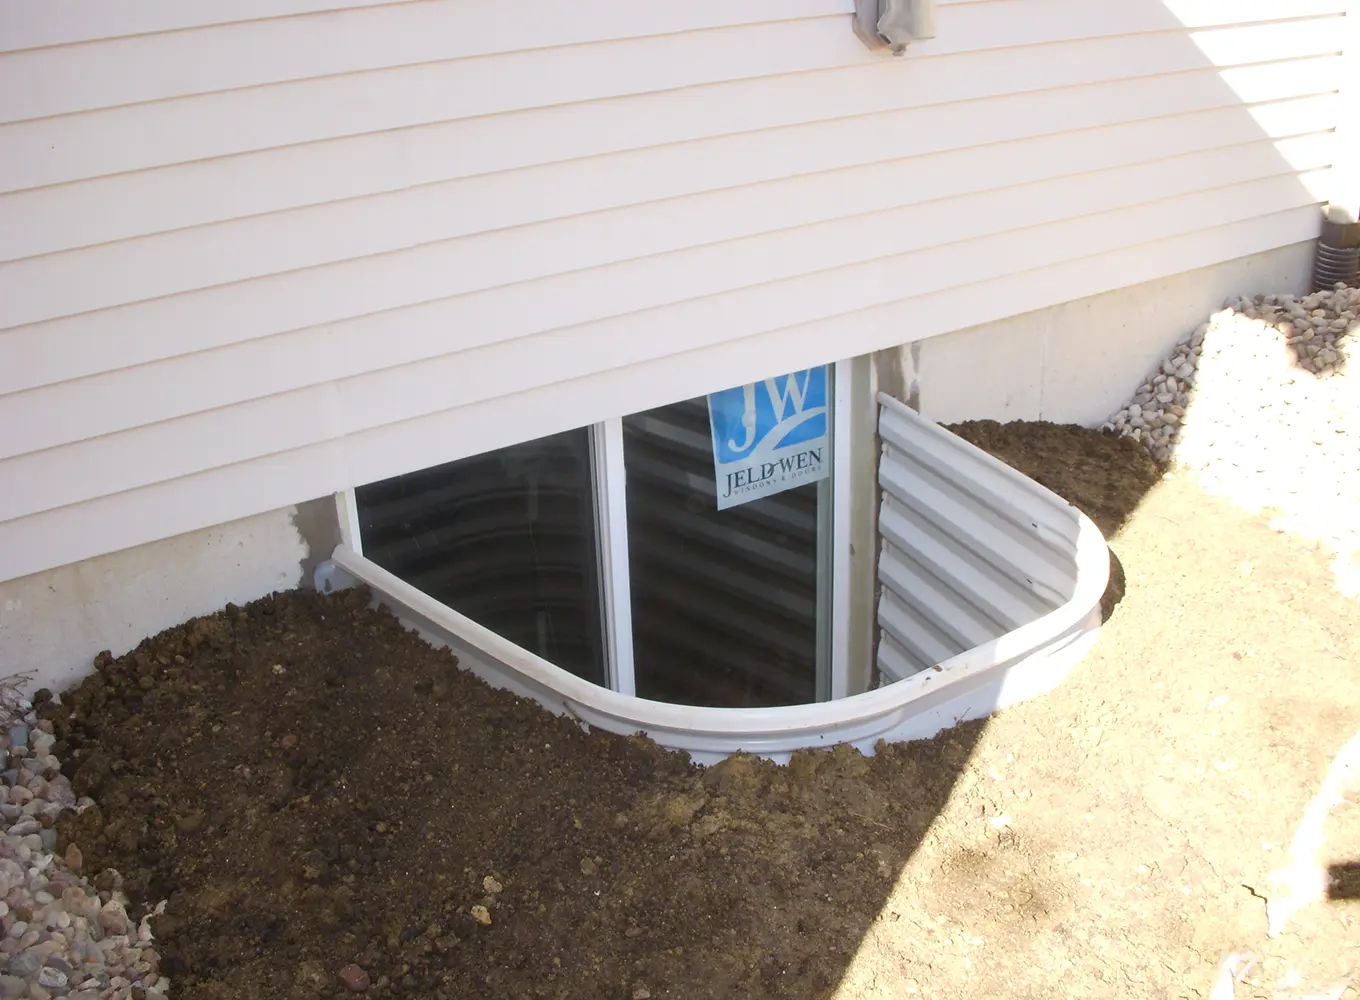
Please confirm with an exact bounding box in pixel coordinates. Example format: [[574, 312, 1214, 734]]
[[947, 421, 1160, 538], [45, 589, 983, 1000], [949, 420, 1160, 622], [42, 421, 1359, 999]]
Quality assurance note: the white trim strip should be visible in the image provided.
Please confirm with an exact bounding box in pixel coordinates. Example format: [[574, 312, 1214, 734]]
[[335, 488, 363, 556], [830, 359, 855, 700], [592, 418, 637, 696]]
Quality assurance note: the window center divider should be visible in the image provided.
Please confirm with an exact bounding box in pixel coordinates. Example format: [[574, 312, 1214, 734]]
[[590, 417, 636, 696]]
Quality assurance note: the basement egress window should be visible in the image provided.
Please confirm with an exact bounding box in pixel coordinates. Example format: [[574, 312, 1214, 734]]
[[354, 427, 608, 687], [353, 363, 852, 708], [623, 390, 830, 707]]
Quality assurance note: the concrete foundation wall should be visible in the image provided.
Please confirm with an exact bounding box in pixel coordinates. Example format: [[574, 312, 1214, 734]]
[[0, 500, 337, 695], [901, 241, 1315, 426]]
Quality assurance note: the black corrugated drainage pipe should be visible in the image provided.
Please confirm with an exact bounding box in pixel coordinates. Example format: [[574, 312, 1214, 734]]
[[1313, 207, 1360, 293]]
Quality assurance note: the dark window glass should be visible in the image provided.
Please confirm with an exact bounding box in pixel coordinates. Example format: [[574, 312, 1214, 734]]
[[623, 397, 821, 707], [355, 429, 606, 685]]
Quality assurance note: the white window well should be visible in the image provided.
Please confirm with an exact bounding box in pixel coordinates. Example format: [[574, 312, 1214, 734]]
[[321, 364, 1110, 764]]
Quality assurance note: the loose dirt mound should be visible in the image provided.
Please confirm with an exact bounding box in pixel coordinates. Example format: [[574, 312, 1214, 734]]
[[947, 421, 1159, 539], [45, 587, 980, 1000]]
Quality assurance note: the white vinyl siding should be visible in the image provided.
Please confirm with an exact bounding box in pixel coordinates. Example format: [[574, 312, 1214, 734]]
[[0, 0, 1341, 581]]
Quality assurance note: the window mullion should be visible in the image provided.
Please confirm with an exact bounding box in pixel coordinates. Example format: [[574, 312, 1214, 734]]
[[830, 360, 855, 700], [336, 487, 363, 556], [592, 418, 637, 696]]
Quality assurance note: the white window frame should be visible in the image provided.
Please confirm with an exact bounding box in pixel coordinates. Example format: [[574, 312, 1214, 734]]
[[337, 358, 871, 704], [336, 486, 363, 555], [829, 359, 856, 699], [590, 418, 637, 696]]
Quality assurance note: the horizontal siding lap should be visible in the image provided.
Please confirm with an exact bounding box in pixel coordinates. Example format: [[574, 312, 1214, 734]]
[[1159, 0, 1346, 24], [0, 68, 1339, 343], [0, 24, 1342, 263], [5, 78, 1343, 329], [0, 0, 415, 53], [0, 0, 1328, 55], [0, 165, 1329, 522], [0, 126, 1336, 460], [0, 206, 1320, 583], [326, 173, 1333, 438], [0, 17, 869, 194], [0, 0, 850, 124], [0, 4, 1343, 194], [0, 0, 1340, 124]]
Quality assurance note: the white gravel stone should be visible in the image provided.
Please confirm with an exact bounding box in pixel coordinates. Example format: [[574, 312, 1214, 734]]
[[1103, 283, 1360, 598], [0, 686, 169, 1000]]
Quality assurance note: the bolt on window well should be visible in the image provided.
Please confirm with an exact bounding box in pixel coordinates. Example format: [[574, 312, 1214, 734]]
[[353, 363, 871, 709]]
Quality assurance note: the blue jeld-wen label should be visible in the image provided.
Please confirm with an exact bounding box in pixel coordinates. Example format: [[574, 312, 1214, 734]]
[[707, 367, 829, 511]]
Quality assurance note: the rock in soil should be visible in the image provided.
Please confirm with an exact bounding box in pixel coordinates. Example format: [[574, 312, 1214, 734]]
[[336, 964, 370, 993]]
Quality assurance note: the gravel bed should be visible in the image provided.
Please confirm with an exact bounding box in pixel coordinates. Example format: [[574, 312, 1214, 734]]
[[1104, 283, 1360, 598], [0, 684, 166, 1000]]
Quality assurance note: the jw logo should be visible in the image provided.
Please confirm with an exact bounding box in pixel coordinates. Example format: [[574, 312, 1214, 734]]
[[707, 366, 829, 510]]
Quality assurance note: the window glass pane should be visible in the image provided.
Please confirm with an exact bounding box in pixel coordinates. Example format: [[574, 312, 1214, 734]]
[[623, 397, 823, 707], [354, 428, 606, 686]]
